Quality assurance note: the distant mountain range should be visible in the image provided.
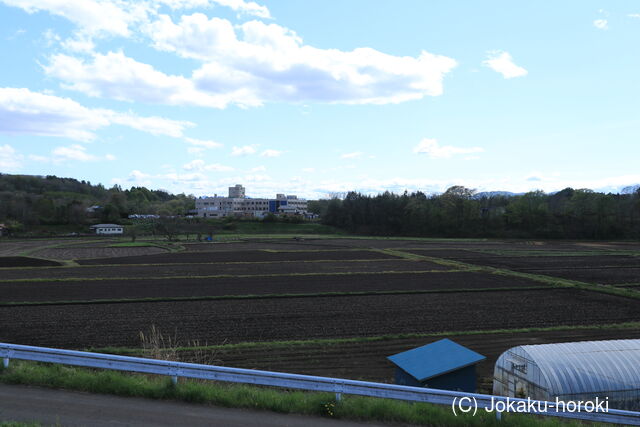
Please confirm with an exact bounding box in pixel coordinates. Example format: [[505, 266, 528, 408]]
[[472, 191, 521, 199], [471, 184, 640, 199]]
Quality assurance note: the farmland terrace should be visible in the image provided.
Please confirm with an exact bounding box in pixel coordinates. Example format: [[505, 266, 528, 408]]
[[0, 235, 639, 393]]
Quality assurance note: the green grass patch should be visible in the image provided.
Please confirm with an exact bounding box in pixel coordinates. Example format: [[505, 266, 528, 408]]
[[0, 361, 582, 426]]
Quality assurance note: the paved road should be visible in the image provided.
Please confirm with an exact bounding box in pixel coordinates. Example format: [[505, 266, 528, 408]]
[[0, 384, 393, 426]]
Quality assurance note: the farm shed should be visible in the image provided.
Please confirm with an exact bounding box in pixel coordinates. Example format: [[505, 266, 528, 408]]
[[90, 224, 124, 235], [493, 339, 640, 410], [387, 339, 485, 392]]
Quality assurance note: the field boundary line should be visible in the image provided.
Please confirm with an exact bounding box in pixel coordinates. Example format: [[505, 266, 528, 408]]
[[0, 286, 551, 307], [0, 269, 468, 283], [0, 258, 411, 271]]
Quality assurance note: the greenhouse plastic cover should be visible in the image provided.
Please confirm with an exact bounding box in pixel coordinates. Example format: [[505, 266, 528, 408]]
[[520, 339, 640, 396]]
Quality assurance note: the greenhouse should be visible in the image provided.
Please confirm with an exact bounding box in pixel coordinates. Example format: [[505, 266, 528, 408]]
[[493, 339, 640, 410]]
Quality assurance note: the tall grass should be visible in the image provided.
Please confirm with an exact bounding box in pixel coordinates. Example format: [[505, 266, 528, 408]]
[[0, 361, 583, 426]]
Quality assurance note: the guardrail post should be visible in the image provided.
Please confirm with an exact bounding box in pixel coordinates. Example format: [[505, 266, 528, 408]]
[[171, 376, 178, 385], [335, 392, 342, 402], [2, 357, 8, 369], [496, 411, 502, 421]]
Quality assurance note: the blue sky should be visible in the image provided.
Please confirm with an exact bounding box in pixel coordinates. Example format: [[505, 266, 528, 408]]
[[1, 0, 639, 198]]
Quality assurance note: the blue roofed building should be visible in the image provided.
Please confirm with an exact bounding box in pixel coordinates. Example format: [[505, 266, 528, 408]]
[[387, 339, 486, 392]]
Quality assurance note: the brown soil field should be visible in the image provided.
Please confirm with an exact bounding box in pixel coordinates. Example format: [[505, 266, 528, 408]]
[[0, 257, 62, 267], [0, 239, 74, 256], [32, 246, 169, 260], [0, 259, 450, 281], [76, 249, 397, 265], [0, 271, 547, 303], [207, 327, 640, 392], [0, 289, 637, 349]]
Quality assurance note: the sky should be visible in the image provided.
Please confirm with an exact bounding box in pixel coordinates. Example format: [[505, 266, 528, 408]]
[[1, 0, 639, 199]]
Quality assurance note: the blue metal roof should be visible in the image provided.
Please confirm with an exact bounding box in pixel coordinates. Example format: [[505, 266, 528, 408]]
[[519, 339, 640, 397], [387, 339, 486, 381]]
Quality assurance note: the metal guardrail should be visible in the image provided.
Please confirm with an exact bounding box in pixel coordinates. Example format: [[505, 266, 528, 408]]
[[1, 342, 639, 425]]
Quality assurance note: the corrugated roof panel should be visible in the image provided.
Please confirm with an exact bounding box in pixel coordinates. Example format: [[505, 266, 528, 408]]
[[520, 339, 640, 397], [387, 339, 485, 382]]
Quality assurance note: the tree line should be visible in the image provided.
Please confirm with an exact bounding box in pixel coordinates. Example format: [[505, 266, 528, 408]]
[[315, 186, 640, 239], [0, 174, 194, 228]]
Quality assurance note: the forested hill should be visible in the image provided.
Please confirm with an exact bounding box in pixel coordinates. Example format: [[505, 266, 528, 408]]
[[319, 186, 640, 240], [0, 174, 194, 226]]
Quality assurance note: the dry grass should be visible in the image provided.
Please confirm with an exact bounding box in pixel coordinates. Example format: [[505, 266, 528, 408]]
[[139, 324, 222, 366]]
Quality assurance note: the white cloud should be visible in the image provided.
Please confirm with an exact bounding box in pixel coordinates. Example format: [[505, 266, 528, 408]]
[[302, 167, 315, 173], [482, 51, 528, 79], [260, 149, 282, 157], [183, 159, 234, 171], [52, 144, 98, 162], [45, 15, 456, 108], [185, 137, 223, 149], [231, 145, 257, 156], [0, 144, 23, 171], [593, 19, 608, 30], [112, 169, 153, 187], [413, 138, 484, 159], [165, 171, 208, 182], [105, 110, 193, 138], [629, 14, 640, 18], [0, 87, 192, 140], [340, 152, 363, 159], [250, 165, 266, 172], [28, 154, 50, 162], [155, 0, 270, 18], [211, 0, 270, 18], [105, 154, 116, 160], [0, 0, 139, 37]]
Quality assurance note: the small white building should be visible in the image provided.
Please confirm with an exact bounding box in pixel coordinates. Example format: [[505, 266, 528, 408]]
[[90, 224, 124, 235]]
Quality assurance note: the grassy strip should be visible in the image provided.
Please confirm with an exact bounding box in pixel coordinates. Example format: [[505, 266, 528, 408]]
[[387, 249, 640, 301], [0, 269, 466, 283], [0, 361, 580, 427], [0, 257, 406, 271], [209, 234, 489, 242], [473, 249, 640, 257], [487, 269, 640, 300], [108, 242, 160, 248], [614, 283, 640, 287], [0, 423, 40, 427], [107, 242, 184, 252], [92, 322, 640, 355], [0, 286, 550, 307]]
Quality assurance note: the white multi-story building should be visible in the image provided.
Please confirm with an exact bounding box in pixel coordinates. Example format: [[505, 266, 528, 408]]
[[195, 185, 307, 218]]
